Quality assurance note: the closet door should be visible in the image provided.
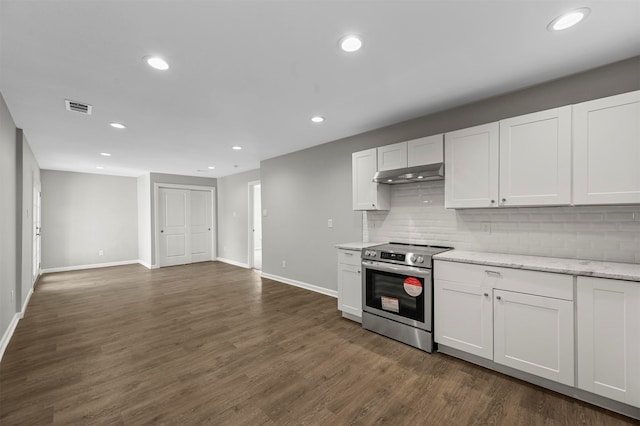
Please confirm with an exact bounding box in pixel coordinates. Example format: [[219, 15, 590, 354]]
[[159, 188, 190, 267], [190, 190, 212, 263]]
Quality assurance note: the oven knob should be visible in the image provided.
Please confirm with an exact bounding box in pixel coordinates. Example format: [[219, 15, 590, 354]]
[[417, 256, 424, 263], [370, 250, 376, 257], [364, 250, 370, 256], [410, 256, 417, 262]]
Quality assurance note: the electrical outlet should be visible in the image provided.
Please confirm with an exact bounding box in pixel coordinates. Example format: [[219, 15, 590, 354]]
[[98, 249, 104, 256], [327, 219, 333, 228], [282, 260, 286, 268]]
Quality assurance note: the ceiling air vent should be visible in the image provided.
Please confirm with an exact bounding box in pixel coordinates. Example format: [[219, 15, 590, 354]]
[[65, 99, 92, 115]]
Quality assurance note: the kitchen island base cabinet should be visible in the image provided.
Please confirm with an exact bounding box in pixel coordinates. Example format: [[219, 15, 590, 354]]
[[337, 249, 363, 322], [494, 290, 574, 386], [577, 276, 640, 407]]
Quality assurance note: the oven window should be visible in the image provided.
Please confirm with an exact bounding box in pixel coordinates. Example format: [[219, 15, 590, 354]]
[[365, 269, 425, 322]]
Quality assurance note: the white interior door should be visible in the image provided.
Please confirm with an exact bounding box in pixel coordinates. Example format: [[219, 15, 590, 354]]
[[190, 190, 212, 263], [252, 184, 262, 270], [159, 188, 190, 267], [32, 186, 41, 281]]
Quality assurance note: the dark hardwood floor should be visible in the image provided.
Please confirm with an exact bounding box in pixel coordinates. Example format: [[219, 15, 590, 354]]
[[0, 261, 635, 425]]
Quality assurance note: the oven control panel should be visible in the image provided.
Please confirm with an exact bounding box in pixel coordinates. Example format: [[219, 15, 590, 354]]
[[380, 252, 405, 262]]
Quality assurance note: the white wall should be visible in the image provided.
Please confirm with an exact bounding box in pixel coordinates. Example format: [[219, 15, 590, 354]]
[[0, 93, 18, 345], [368, 181, 640, 264], [217, 169, 260, 266], [137, 173, 151, 267], [41, 170, 138, 270]]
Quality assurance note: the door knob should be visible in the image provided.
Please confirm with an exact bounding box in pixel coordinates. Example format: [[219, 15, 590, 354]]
[[161, 230, 164, 233]]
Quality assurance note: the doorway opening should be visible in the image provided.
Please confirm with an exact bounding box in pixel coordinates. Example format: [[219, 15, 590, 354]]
[[248, 181, 262, 270]]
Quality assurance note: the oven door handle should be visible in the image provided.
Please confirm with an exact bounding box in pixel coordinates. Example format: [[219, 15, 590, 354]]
[[362, 260, 431, 277]]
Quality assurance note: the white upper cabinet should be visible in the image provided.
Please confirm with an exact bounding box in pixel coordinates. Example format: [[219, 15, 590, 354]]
[[499, 106, 572, 206], [378, 134, 444, 171], [352, 148, 390, 210], [444, 122, 499, 208], [408, 134, 444, 167], [377, 142, 408, 171], [445, 106, 572, 209], [573, 90, 640, 205]]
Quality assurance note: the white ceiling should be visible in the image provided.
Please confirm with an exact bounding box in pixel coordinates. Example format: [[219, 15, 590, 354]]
[[1, 1, 639, 178]]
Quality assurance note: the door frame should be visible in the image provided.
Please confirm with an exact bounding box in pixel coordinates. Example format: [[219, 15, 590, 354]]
[[153, 183, 216, 268], [247, 180, 261, 269]]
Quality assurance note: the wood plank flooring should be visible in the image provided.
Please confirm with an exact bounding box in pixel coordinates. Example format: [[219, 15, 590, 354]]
[[0, 261, 635, 425]]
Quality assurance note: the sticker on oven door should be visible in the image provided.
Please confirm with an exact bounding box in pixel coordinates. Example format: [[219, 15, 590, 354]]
[[403, 277, 422, 297], [381, 296, 400, 313]]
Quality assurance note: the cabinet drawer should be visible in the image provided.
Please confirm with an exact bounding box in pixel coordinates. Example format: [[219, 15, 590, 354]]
[[434, 260, 573, 300], [338, 249, 361, 266]]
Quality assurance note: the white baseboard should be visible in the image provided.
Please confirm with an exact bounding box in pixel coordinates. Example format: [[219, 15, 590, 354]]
[[19, 288, 34, 319], [261, 272, 338, 298], [41, 259, 140, 274], [138, 260, 153, 269], [216, 257, 250, 269], [0, 313, 20, 364]]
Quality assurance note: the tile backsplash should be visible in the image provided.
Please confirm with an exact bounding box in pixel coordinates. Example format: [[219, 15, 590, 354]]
[[365, 181, 640, 264]]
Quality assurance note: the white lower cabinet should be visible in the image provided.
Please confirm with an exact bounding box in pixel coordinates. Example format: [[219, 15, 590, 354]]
[[434, 263, 493, 359], [493, 289, 574, 386], [337, 249, 362, 321], [434, 260, 574, 386], [577, 276, 640, 407]]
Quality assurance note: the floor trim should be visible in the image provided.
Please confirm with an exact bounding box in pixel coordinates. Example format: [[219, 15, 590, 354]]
[[216, 257, 250, 269], [41, 260, 140, 274], [138, 260, 153, 269], [19, 288, 34, 319], [261, 272, 338, 298], [0, 313, 20, 363]]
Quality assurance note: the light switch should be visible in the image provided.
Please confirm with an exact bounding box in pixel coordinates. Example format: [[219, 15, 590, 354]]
[[328, 219, 333, 228]]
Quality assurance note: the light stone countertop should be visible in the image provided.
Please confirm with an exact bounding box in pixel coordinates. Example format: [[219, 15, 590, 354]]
[[433, 250, 640, 282], [335, 242, 384, 252]]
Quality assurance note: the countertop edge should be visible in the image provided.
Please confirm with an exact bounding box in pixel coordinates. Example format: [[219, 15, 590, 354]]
[[433, 251, 640, 283], [335, 242, 383, 251]]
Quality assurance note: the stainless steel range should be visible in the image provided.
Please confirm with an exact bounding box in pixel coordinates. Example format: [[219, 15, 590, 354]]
[[361, 242, 452, 352]]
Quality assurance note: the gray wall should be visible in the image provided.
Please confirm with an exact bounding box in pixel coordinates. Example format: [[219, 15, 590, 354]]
[[217, 169, 261, 265], [0, 93, 18, 340], [137, 173, 151, 267], [41, 170, 138, 270], [17, 130, 40, 309], [260, 56, 640, 293], [148, 173, 217, 266]]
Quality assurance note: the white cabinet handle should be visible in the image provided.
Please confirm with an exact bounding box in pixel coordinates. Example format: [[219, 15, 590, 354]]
[[485, 270, 501, 278], [344, 252, 353, 256]]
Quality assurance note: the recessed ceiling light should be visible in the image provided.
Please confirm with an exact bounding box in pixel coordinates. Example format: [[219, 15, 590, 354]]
[[232, 146, 242, 150], [96, 166, 104, 170], [110, 122, 126, 129], [311, 116, 324, 123], [146, 56, 169, 70], [207, 166, 215, 170], [339, 35, 362, 52], [100, 152, 111, 157], [548, 7, 590, 31]]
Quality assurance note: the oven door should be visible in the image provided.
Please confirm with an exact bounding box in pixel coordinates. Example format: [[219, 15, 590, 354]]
[[362, 260, 432, 330]]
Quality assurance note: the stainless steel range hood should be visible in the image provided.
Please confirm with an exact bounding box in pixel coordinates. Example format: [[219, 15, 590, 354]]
[[373, 163, 444, 184]]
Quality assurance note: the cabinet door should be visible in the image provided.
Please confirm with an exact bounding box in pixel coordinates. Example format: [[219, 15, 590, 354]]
[[377, 142, 407, 171], [573, 90, 640, 205], [499, 106, 571, 206], [338, 263, 362, 319], [494, 290, 574, 386], [352, 149, 390, 210], [444, 122, 499, 208], [577, 276, 640, 407], [434, 278, 493, 359], [408, 134, 443, 167]]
